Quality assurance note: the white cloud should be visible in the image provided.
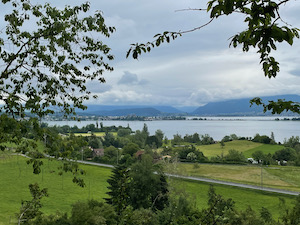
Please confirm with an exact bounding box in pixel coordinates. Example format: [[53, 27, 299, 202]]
[[2, 0, 300, 107]]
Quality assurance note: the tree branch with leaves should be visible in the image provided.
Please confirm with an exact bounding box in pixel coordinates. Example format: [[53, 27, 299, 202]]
[[0, 0, 115, 118], [127, 0, 300, 114]]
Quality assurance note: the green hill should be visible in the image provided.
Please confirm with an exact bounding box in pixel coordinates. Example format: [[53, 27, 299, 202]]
[[197, 140, 284, 158]]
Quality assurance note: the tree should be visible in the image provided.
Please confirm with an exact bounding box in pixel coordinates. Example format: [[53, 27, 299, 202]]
[[220, 140, 225, 148], [105, 165, 131, 215], [87, 135, 102, 149], [273, 148, 296, 162], [201, 185, 236, 224], [129, 155, 169, 210], [155, 129, 164, 147], [117, 128, 132, 137], [70, 200, 117, 225], [122, 142, 140, 156], [224, 149, 246, 163], [0, 0, 114, 118], [126, 0, 300, 114], [17, 183, 48, 225], [200, 134, 214, 145], [281, 195, 300, 225], [252, 150, 265, 163], [253, 134, 272, 144]]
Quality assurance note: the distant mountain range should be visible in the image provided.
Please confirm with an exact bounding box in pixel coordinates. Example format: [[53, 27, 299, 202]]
[[76, 105, 186, 116], [76, 95, 300, 117], [192, 95, 300, 116]]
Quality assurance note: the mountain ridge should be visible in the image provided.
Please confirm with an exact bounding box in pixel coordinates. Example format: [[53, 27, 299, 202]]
[[75, 95, 300, 117]]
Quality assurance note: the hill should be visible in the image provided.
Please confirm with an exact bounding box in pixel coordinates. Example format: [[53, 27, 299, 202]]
[[192, 95, 300, 116], [76, 105, 185, 116], [71, 95, 300, 117]]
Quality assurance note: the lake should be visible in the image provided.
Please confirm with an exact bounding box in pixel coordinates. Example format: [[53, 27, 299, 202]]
[[44, 116, 300, 143]]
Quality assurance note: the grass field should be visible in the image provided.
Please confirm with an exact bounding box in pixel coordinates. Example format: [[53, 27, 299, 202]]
[[196, 140, 284, 158], [175, 163, 300, 192], [0, 154, 111, 225], [73, 132, 117, 137], [0, 154, 297, 224]]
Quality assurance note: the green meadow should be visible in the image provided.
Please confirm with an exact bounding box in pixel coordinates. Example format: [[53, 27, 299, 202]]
[[196, 140, 284, 158], [0, 153, 297, 224], [175, 163, 300, 192]]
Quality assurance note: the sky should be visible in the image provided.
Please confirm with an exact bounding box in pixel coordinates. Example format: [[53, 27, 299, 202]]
[[2, 0, 300, 107]]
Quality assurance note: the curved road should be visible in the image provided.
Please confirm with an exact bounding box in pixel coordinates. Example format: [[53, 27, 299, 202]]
[[77, 160, 299, 196]]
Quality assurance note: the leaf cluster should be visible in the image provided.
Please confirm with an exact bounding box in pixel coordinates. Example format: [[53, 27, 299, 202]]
[[0, 0, 115, 118], [127, 0, 299, 80], [250, 97, 300, 114]]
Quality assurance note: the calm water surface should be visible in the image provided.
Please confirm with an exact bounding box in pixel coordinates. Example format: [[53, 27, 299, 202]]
[[45, 117, 300, 142]]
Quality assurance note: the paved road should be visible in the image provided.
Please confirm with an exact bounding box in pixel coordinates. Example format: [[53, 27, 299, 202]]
[[77, 160, 299, 196]]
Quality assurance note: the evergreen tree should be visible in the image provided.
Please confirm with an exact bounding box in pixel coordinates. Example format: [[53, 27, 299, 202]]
[[105, 165, 131, 215]]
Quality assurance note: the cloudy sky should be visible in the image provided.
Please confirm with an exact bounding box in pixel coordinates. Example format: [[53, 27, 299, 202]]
[[3, 0, 300, 107]]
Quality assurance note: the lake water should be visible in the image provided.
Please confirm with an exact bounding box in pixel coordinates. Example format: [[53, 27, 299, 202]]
[[44, 117, 300, 143]]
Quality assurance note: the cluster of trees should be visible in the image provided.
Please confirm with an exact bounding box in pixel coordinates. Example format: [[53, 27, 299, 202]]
[[172, 133, 215, 145], [42, 123, 132, 135]]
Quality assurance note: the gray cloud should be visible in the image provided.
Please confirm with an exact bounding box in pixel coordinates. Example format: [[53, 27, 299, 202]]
[[118, 71, 149, 85], [289, 69, 300, 77], [2, 0, 300, 107]]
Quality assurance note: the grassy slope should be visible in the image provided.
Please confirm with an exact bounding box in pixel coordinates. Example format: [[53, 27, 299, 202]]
[[0, 155, 111, 225], [175, 163, 300, 192], [244, 144, 284, 157], [0, 154, 296, 224], [173, 177, 296, 219], [197, 140, 284, 158]]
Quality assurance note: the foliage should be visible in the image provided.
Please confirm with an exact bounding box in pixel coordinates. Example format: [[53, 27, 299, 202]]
[[222, 134, 239, 142], [253, 134, 272, 144], [105, 165, 131, 215], [273, 148, 296, 162], [281, 195, 300, 225], [128, 155, 169, 210], [171, 133, 183, 145], [0, 0, 115, 118], [127, 0, 300, 114], [177, 145, 208, 162], [70, 200, 117, 225], [122, 142, 140, 156], [117, 128, 132, 137], [17, 183, 48, 225], [183, 133, 201, 143], [284, 136, 300, 149], [127, 0, 299, 79], [250, 98, 300, 115], [106, 155, 169, 213], [223, 149, 246, 163], [200, 185, 236, 224], [200, 134, 215, 145], [86, 135, 102, 149]]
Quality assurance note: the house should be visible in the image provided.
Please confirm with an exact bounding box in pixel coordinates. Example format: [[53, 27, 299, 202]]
[[93, 148, 104, 157]]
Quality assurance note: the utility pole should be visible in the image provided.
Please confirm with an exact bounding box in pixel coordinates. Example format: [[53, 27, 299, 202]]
[[261, 163, 263, 189]]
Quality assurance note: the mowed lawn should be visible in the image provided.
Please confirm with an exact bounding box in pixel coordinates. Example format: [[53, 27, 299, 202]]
[[175, 163, 300, 192], [197, 140, 284, 158], [0, 154, 297, 224]]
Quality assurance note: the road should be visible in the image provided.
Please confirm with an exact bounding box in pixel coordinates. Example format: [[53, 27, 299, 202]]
[[77, 160, 300, 196]]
